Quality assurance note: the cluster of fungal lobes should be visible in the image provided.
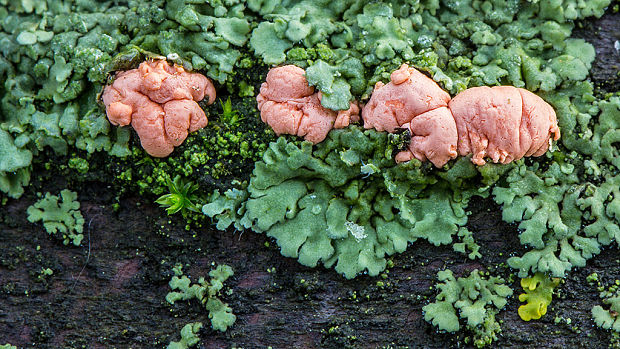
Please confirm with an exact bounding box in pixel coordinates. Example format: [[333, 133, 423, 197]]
[[258, 64, 561, 167], [102, 60, 216, 157], [256, 65, 360, 143], [102, 61, 559, 167]]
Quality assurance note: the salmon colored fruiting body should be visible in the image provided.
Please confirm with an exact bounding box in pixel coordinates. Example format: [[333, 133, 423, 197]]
[[363, 64, 560, 167], [102, 60, 216, 157], [257, 65, 360, 144]]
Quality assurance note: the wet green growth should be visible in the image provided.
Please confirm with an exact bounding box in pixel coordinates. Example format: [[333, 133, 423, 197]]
[[167, 322, 202, 349], [0, 344, 16, 349], [592, 279, 620, 333], [156, 175, 201, 215], [204, 126, 510, 278], [0, 0, 619, 342], [423, 269, 513, 348], [166, 264, 236, 332], [26, 189, 84, 246], [517, 272, 561, 321]]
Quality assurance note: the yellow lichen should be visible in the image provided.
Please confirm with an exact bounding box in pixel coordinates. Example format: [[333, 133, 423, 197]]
[[518, 272, 561, 321]]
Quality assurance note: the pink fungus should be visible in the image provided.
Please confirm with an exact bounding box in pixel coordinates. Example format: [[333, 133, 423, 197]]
[[363, 64, 560, 167], [449, 86, 560, 166], [102, 60, 216, 157], [257, 65, 360, 144]]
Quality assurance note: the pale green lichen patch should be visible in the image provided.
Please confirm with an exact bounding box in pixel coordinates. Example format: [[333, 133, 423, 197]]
[[26, 189, 84, 246], [166, 264, 236, 332], [423, 269, 513, 348], [592, 279, 620, 333], [167, 322, 203, 349], [204, 126, 506, 278]]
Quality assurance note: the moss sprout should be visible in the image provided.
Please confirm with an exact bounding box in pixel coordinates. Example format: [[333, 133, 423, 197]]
[[155, 175, 201, 215]]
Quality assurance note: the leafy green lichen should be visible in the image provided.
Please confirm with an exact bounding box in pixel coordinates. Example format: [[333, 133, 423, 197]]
[[167, 322, 203, 349], [493, 93, 620, 278], [592, 280, 620, 333], [0, 3, 618, 342], [423, 269, 513, 348], [204, 127, 506, 278], [453, 227, 482, 260], [26, 189, 84, 246], [166, 264, 236, 332]]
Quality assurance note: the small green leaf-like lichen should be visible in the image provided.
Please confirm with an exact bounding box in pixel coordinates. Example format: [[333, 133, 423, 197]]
[[27, 189, 85, 246], [453, 227, 482, 260], [423, 269, 513, 348], [304, 59, 364, 111], [0, 344, 17, 349], [204, 127, 492, 278], [493, 93, 620, 278], [591, 279, 620, 333], [0, 129, 32, 198], [167, 322, 203, 349], [166, 264, 236, 332], [518, 272, 560, 321], [593, 300, 620, 332]]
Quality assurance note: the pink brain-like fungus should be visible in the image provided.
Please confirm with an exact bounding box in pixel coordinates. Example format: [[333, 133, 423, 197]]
[[257, 65, 360, 144], [102, 60, 216, 157], [363, 64, 560, 167]]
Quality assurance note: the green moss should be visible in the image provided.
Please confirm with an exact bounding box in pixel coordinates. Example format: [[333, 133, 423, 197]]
[[155, 175, 201, 215]]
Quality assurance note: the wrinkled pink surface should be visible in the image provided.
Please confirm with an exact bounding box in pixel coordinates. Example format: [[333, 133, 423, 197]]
[[449, 86, 560, 165], [102, 60, 215, 157], [362, 64, 560, 167], [362, 64, 450, 132], [257, 65, 360, 143], [397, 107, 458, 167]]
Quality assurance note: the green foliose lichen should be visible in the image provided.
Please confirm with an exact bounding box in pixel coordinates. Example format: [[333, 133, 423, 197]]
[[166, 264, 236, 332], [494, 93, 620, 278], [1, 0, 618, 318], [26, 189, 84, 246], [204, 127, 506, 278], [592, 279, 620, 333], [423, 269, 513, 348], [167, 322, 202, 349]]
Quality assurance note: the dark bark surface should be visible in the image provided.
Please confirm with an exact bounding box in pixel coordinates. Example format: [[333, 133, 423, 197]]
[[1, 8, 619, 349]]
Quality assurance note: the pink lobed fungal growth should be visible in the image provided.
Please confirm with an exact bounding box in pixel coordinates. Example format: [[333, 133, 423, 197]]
[[257, 65, 360, 144], [102, 60, 216, 157], [363, 64, 560, 167]]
